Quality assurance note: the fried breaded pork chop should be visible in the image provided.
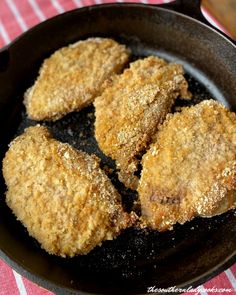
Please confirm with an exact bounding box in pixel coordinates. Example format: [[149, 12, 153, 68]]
[[138, 100, 236, 231], [94, 56, 191, 190], [2, 126, 136, 257], [24, 38, 129, 121]]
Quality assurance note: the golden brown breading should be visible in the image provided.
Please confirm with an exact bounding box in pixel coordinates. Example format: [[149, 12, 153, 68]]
[[2, 126, 136, 257], [24, 38, 130, 121], [138, 100, 236, 231], [94, 56, 191, 190]]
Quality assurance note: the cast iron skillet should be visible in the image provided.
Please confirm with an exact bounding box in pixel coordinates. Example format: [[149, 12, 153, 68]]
[[0, 0, 235, 294]]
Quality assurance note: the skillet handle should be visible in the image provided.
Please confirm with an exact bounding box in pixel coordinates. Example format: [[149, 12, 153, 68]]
[[159, 0, 204, 21], [159, 0, 236, 45]]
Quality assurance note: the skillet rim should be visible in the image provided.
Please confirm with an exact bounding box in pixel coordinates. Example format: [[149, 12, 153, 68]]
[[0, 3, 235, 294], [0, 248, 235, 295], [0, 2, 235, 54]]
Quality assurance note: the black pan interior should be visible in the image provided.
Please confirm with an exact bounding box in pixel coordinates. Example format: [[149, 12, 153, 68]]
[[0, 4, 235, 295]]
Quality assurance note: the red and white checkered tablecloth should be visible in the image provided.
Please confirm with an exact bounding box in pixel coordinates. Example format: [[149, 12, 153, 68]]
[[0, 0, 235, 294]]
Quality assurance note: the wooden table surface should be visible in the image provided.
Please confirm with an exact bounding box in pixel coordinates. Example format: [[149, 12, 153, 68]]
[[202, 0, 236, 40]]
